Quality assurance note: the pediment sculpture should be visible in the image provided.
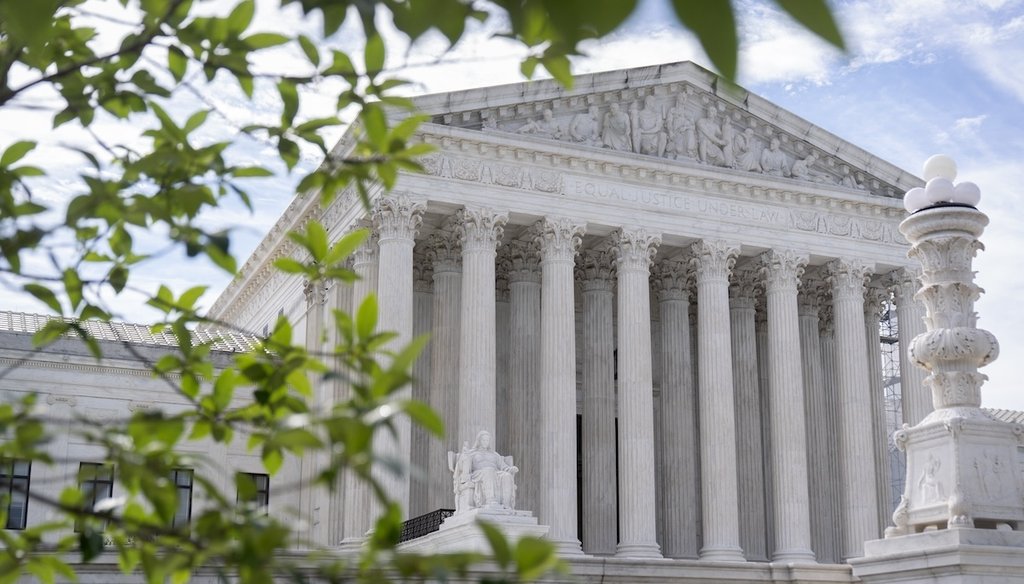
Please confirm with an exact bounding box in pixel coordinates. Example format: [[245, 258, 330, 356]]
[[448, 430, 518, 514]]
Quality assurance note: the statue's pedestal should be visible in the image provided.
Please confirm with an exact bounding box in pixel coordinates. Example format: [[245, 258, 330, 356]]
[[399, 508, 549, 554], [851, 528, 1024, 583]]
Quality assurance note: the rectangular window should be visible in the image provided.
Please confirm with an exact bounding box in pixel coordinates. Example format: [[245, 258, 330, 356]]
[[76, 463, 114, 532], [236, 472, 269, 512], [171, 469, 193, 528], [0, 459, 30, 530]]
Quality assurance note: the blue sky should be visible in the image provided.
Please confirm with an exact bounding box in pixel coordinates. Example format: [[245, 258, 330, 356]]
[[2, 0, 1023, 409]]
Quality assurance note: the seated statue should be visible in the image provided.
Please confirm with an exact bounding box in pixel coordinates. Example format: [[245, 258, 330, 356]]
[[448, 430, 518, 514]]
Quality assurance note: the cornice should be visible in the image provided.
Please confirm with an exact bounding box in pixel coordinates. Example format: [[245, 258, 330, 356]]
[[0, 356, 174, 379]]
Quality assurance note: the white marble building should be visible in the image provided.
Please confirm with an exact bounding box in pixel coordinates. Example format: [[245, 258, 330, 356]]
[[6, 61, 1021, 582]]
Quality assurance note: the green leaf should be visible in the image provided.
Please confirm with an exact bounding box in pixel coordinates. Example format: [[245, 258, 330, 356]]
[[541, 55, 573, 88], [0, 0, 57, 49], [262, 445, 283, 474], [515, 536, 559, 580], [168, 46, 188, 83], [244, 32, 290, 49], [306, 220, 328, 261], [232, 166, 273, 177], [400, 399, 444, 438], [32, 321, 70, 347], [324, 228, 367, 265], [278, 80, 299, 127], [670, 0, 739, 81], [227, 0, 255, 33], [273, 257, 308, 274], [62, 268, 83, 310], [774, 0, 845, 50], [364, 33, 385, 75], [24, 283, 61, 313], [183, 110, 210, 133], [356, 294, 378, 341], [298, 35, 320, 66], [1, 141, 36, 167], [478, 520, 511, 568]]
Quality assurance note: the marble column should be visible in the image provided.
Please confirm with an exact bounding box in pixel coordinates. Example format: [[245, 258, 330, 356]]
[[729, 267, 766, 562], [652, 258, 699, 559], [819, 302, 845, 561], [759, 249, 815, 562], [495, 258, 511, 448], [301, 278, 330, 546], [824, 258, 879, 559], [507, 238, 542, 514], [889, 268, 928, 426], [537, 216, 586, 555], [577, 243, 617, 555], [690, 239, 745, 562], [341, 226, 378, 548], [755, 304, 774, 558], [456, 207, 508, 444], [426, 224, 461, 512], [409, 247, 433, 517], [864, 283, 893, 533], [328, 259, 354, 545], [613, 228, 662, 559], [372, 195, 424, 515], [798, 278, 837, 563]]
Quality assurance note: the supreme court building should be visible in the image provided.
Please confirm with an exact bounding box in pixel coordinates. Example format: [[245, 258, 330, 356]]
[[203, 61, 931, 574]]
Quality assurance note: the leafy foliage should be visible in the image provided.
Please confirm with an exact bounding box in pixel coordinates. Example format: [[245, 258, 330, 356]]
[[0, 0, 842, 581]]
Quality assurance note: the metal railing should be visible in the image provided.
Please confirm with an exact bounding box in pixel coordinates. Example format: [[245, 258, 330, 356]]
[[399, 508, 455, 543]]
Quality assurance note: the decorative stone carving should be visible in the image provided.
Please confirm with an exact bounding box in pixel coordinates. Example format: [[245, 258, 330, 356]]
[[791, 152, 835, 185], [734, 127, 763, 173], [651, 257, 692, 302], [576, 242, 616, 292], [505, 238, 542, 284], [632, 96, 668, 157], [514, 108, 562, 140], [760, 137, 789, 177], [351, 222, 379, 268], [302, 279, 329, 307], [413, 246, 433, 293], [372, 194, 425, 241], [602, 103, 632, 152], [448, 430, 518, 513], [666, 95, 697, 160], [456, 207, 508, 252], [613, 227, 661, 272], [426, 220, 463, 273], [758, 249, 808, 292], [569, 106, 602, 147], [695, 106, 728, 166], [823, 258, 872, 298], [535, 217, 585, 261], [689, 240, 740, 283]]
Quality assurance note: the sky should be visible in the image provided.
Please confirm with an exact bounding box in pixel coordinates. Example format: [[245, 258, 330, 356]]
[[2, 0, 1024, 410]]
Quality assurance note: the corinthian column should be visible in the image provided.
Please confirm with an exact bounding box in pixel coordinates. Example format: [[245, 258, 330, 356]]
[[341, 226, 378, 549], [301, 278, 330, 546], [456, 207, 508, 443], [729, 266, 766, 561], [652, 258, 699, 559], [798, 278, 838, 563], [373, 195, 425, 515], [864, 283, 892, 533], [759, 249, 815, 562], [410, 248, 433, 517], [888, 268, 928, 426], [537, 216, 586, 555], [506, 238, 542, 514], [328, 258, 353, 546], [824, 258, 879, 559], [426, 224, 462, 512], [690, 239, 744, 562], [577, 243, 617, 555], [613, 228, 662, 559]]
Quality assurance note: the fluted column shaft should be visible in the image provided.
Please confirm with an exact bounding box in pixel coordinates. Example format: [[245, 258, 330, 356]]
[[690, 240, 745, 562], [301, 279, 329, 546], [328, 264, 353, 545], [508, 239, 542, 515], [538, 217, 585, 555], [614, 229, 662, 559], [755, 307, 774, 557], [373, 195, 424, 515], [457, 207, 508, 443], [798, 285, 837, 563], [819, 308, 844, 560], [410, 255, 433, 517], [653, 259, 699, 559], [864, 285, 892, 533], [825, 259, 879, 559], [729, 272, 766, 562], [890, 268, 928, 426], [341, 229, 379, 546], [578, 247, 617, 555], [760, 250, 815, 562]]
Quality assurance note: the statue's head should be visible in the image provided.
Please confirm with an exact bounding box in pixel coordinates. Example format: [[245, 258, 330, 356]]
[[588, 105, 599, 117], [609, 103, 620, 114], [473, 430, 493, 450], [644, 95, 656, 109], [770, 137, 780, 150], [542, 108, 554, 121]]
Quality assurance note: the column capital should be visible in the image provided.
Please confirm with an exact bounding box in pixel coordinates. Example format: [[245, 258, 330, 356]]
[[689, 240, 740, 283], [823, 258, 873, 299], [351, 221, 379, 267], [613, 227, 661, 274], [536, 216, 585, 262], [495, 249, 511, 302], [303, 279, 330, 306], [505, 238, 542, 284], [864, 281, 890, 318], [372, 194, 425, 241], [758, 249, 808, 293], [886, 266, 922, 302], [457, 206, 508, 252], [413, 245, 433, 293], [426, 221, 462, 274], [797, 276, 825, 317], [576, 243, 616, 292], [818, 302, 835, 336], [729, 266, 759, 309], [651, 257, 692, 302]]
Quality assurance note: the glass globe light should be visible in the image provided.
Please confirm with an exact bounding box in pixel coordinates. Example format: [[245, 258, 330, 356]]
[[925, 177, 956, 205], [903, 187, 928, 213], [922, 154, 957, 182], [952, 181, 981, 207]]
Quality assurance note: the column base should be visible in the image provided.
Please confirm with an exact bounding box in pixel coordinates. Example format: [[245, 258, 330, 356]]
[[615, 542, 663, 559], [337, 537, 366, 553], [550, 537, 585, 556], [699, 545, 746, 562], [771, 549, 817, 564]]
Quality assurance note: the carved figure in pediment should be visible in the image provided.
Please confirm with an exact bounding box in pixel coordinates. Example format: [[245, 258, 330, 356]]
[[791, 151, 836, 184], [569, 105, 602, 147], [840, 165, 866, 190], [516, 108, 562, 140], [602, 102, 632, 152], [666, 96, 697, 160], [760, 138, 789, 177], [720, 120, 738, 168], [631, 95, 667, 157], [695, 106, 728, 166], [734, 128, 763, 172], [481, 115, 498, 132]]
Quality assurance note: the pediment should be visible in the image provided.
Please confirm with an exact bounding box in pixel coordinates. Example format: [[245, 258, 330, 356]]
[[410, 62, 921, 199]]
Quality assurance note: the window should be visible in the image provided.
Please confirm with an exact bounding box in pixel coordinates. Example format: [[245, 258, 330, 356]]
[[236, 472, 269, 512], [0, 459, 30, 530], [77, 463, 114, 532], [171, 469, 193, 528]]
